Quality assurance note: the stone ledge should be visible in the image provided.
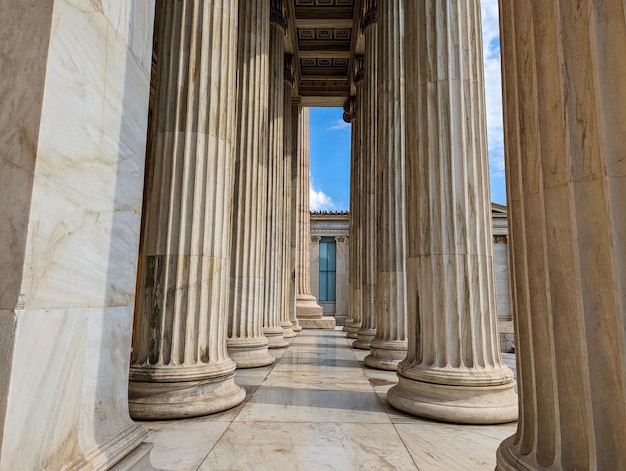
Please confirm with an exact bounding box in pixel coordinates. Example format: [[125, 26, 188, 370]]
[[298, 317, 337, 329]]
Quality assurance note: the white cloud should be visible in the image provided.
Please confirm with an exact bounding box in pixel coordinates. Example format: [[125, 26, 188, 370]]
[[481, 0, 506, 178], [326, 119, 351, 132], [310, 178, 336, 211]]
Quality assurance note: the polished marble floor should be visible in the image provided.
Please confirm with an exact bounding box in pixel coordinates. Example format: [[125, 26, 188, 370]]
[[140, 329, 518, 471]]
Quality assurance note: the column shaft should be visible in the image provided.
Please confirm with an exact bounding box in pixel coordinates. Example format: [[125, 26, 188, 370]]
[[364, 0, 408, 370], [353, 17, 378, 349], [280, 68, 296, 338], [227, 0, 274, 368], [130, 0, 245, 419], [388, 0, 517, 424], [496, 1, 626, 469], [346, 64, 364, 336], [263, 19, 288, 348], [296, 108, 334, 327], [290, 99, 303, 332]]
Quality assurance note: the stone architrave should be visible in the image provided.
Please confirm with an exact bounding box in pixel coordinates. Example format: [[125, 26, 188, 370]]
[[129, 0, 245, 419], [345, 58, 364, 336], [227, 0, 275, 368], [496, 1, 626, 469], [280, 55, 297, 339], [262, 3, 289, 348], [289, 99, 303, 333], [364, 0, 408, 370], [353, 6, 378, 349], [388, 0, 517, 424], [296, 109, 336, 329]]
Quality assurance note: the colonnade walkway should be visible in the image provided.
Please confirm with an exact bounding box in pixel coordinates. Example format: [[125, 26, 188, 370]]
[[140, 330, 517, 470]]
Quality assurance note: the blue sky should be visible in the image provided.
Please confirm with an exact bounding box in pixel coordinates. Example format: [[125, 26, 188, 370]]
[[309, 0, 506, 211]]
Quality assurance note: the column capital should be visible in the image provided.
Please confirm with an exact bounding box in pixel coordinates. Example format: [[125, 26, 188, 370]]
[[343, 96, 356, 123], [284, 54, 295, 86], [311, 236, 321, 243], [361, 0, 377, 31], [493, 235, 508, 244], [270, 0, 288, 33], [336, 236, 347, 243], [354, 55, 365, 85]]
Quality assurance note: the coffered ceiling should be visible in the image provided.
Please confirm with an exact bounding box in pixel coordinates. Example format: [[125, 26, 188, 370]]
[[286, 0, 364, 106]]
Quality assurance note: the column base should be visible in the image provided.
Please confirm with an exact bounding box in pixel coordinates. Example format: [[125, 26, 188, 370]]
[[128, 371, 246, 420], [387, 374, 518, 424], [227, 338, 275, 368], [264, 327, 289, 348], [281, 321, 297, 338], [291, 320, 302, 332], [364, 340, 407, 371], [346, 323, 360, 339], [111, 442, 155, 470], [353, 328, 376, 350], [342, 319, 355, 332], [296, 294, 324, 319], [298, 317, 337, 329], [75, 424, 154, 470], [495, 435, 534, 470]]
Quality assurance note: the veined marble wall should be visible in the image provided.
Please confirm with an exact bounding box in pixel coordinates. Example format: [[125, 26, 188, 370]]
[[0, 1, 155, 469], [312, 206, 513, 347]]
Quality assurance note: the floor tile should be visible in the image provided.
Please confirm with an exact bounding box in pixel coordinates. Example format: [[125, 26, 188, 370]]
[[198, 422, 419, 471], [395, 421, 516, 470]]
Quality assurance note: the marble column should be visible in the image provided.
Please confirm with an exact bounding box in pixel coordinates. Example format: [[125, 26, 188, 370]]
[[345, 59, 364, 336], [227, 0, 275, 368], [388, 0, 517, 424], [262, 4, 289, 348], [290, 99, 303, 333], [353, 8, 378, 349], [496, 1, 626, 468], [296, 109, 336, 328], [364, 0, 408, 371], [280, 55, 297, 339], [335, 236, 350, 325], [0, 2, 156, 468], [129, 0, 246, 419]]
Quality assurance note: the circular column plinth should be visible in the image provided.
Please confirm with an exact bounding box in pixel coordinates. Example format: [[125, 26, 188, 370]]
[[227, 338, 275, 368], [291, 321, 302, 332], [495, 436, 533, 471], [364, 340, 407, 371], [129, 369, 246, 420], [296, 295, 324, 319], [265, 327, 289, 348], [387, 374, 518, 425], [281, 322, 297, 338], [352, 328, 376, 350], [347, 323, 360, 339]]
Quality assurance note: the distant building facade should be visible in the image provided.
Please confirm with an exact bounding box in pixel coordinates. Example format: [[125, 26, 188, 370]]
[[310, 205, 515, 352]]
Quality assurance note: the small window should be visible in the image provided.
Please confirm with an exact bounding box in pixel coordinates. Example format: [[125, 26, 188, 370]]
[[319, 237, 336, 302]]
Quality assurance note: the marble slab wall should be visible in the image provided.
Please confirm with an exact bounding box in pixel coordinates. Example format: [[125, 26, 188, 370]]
[[0, 0, 155, 469]]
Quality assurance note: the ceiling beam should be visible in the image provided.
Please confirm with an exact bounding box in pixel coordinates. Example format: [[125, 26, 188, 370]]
[[295, 19, 353, 28], [298, 50, 351, 59]]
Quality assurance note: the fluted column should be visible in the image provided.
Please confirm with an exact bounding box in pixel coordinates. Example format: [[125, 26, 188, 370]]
[[364, 0, 408, 370], [280, 55, 297, 338], [345, 60, 364, 336], [295, 108, 325, 321], [388, 0, 517, 424], [290, 99, 303, 333], [496, 1, 626, 469], [353, 9, 378, 349], [227, 0, 275, 368], [130, 0, 245, 419], [263, 3, 288, 348]]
